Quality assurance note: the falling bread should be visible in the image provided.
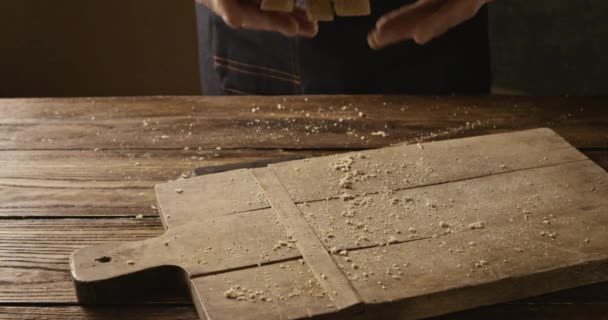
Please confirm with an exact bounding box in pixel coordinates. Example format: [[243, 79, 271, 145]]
[[333, 0, 371, 16], [261, 0, 295, 12], [261, 0, 372, 19], [307, 0, 335, 21]]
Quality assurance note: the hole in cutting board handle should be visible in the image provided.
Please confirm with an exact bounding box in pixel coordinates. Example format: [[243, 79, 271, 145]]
[[95, 256, 112, 263]]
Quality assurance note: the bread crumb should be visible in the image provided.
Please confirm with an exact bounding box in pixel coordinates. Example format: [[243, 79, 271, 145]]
[[224, 286, 241, 300], [126, 260, 135, 265], [468, 221, 485, 230], [135, 214, 144, 219], [175, 188, 183, 194], [371, 131, 388, 137], [273, 240, 295, 250], [387, 236, 398, 245], [339, 175, 353, 189], [474, 260, 488, 268], [340, 193, 355, 201]]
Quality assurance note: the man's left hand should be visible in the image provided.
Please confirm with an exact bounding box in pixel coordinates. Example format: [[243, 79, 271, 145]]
[[368, 0, 493, 49]]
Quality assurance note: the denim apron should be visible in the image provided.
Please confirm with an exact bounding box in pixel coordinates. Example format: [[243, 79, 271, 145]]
[[196, 1, 490, 95]]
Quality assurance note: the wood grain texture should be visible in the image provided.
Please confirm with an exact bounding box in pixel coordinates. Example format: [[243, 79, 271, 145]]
[[72, 129, 608, 320], [251, 168, 362, 311], [0, 148, 603, 218], [0, 96, 605, 150], [0, 306, 199, 320], [0, 149, 324, 217], [1, 297, 607, 320], [0, 219, 180, 303], [587, 150, 608, 169], [0, 95, 606, 319]]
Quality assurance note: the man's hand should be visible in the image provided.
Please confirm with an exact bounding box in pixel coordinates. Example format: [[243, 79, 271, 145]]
[[197, 0, 318, 37], [368, 0, 492, 49]]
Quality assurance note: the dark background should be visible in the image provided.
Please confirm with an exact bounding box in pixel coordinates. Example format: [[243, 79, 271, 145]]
[[489, 0, 608, 95], [0, 0, 606, 97]]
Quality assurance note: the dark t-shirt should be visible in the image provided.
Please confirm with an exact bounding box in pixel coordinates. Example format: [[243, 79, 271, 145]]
[[197, 1, 490, 95]]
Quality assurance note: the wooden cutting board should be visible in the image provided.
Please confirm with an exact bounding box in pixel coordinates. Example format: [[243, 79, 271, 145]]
[[70, 128, 608, 320]]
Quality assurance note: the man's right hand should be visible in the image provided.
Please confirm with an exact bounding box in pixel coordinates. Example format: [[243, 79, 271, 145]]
[[197, 0, 318, 38]]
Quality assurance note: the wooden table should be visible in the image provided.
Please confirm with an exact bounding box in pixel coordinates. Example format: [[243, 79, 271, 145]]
[[0, 95, 606, 320]]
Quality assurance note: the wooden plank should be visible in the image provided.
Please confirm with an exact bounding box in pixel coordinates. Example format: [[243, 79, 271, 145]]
[[71, 208, 301, 288], [251, 168, 362, 311], [0, 149, 600, 219], [0, 217, 607, 307], [0, 149, 323, 218], [1, 300, 607, 320], [297, 160, 606, 251], [0, 96, 605, 150], [0, 306, 199, 320], [155, 169, 270, 229], [0, 96, 605, 318], [0, 178, 156, 215], [192, 260, 336, 320], [0, 149, 602, 219], [0, 149, 322, 181], [321, 160, 608, 319], [437, 301, 608, 320], [272, 128, 588, 203], [69, 129, 608, 320], [0, 218, 189, 303], [587, 150, 608, 170]]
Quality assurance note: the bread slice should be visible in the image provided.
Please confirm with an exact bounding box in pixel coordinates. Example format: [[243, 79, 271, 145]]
[[333, 0, 371, 16], [307, 0, 335, 21], [261, 0, 296, 12]]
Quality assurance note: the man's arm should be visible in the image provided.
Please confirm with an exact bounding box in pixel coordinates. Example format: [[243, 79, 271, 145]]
[[368, 0, 493, 49]]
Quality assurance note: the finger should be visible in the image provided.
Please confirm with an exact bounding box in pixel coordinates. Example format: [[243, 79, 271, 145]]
[[209, 0, 316, 38], [368, 0, 443, 50], [236, 3, 300, 36], [204, 0, 246, 28], [413, 0, 489, 44], [292, 9, 319, 38], [375, 0, 442, 30]]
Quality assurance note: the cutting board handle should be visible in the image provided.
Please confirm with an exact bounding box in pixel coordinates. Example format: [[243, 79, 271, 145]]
[[70, 236, 178, 284]]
